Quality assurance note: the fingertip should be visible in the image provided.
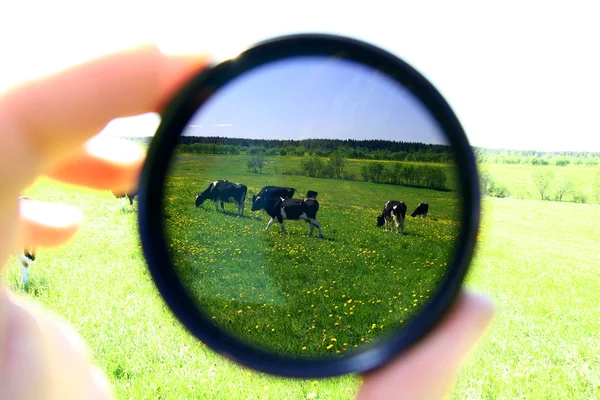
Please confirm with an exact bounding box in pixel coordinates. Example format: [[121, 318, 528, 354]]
[[19, 199, 83, 248], [45, 136, 145, 193]]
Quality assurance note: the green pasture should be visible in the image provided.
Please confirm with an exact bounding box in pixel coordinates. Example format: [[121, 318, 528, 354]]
[[173, 152, 461, 192], [481, 163, 600, 202], [1, 154, 597, 399], [163, 154, 460, 358]]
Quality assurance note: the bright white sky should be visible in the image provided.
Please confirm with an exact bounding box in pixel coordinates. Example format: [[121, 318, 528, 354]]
[[1, 1, 599, 152]]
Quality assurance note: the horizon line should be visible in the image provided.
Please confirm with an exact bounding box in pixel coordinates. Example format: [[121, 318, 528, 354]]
[[113, 134, 600, 155]]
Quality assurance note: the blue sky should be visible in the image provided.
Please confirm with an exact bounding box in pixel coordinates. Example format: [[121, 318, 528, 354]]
[[183, 57, 447, 145]]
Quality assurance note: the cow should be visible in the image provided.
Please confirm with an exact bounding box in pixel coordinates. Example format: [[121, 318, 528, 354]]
[[16, 248, 36, 286], [251, 186, 296, 207], [195, 180, 247, 216], [17, 196, 36, 285], [111, 190, 137, 210], [377, 200, 407, 234], [411, 203, 429, 218], [251, 195, 324, 238]]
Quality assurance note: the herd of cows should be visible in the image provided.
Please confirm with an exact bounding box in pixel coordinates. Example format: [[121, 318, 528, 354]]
[[13, 181, 430, 286], [193, 179, 430, 238]]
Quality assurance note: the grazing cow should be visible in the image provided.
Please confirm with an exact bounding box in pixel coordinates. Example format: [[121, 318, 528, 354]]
[[17, 196, 36, 285], [195, 180, 247, 216], [251, 186, 296, 206], [251, 195, 324, 238], [411, 203, 429, 218], [111, 190, 137, 210], [377, 200, 407, 234]]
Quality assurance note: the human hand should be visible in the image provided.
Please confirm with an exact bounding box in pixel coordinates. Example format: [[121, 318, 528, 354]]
[[0, 45, 212, 400], [0, 45, 494, 400], [357, 290, 494, 399]]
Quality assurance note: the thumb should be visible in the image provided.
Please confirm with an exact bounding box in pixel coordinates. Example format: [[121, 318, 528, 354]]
[[357, 290, 495, 400]]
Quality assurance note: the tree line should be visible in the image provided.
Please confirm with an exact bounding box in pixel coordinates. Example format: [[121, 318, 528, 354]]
[[480, 168, 600, 204], [175, 136, 455, 163], [120, 136, 600, 167], [530, 169, 600, 204], [272, 153, 448, 191], [474, 147, 600, 166]]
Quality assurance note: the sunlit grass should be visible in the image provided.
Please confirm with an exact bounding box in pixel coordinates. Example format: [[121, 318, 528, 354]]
[[164, 155, 459, 357], [1, 155, 597, 399]]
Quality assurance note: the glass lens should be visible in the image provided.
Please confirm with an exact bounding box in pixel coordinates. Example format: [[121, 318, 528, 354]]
[[162, 56, 461, 359]]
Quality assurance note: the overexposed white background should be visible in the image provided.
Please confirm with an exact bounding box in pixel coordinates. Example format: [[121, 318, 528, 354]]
[[2, 1, 598, 152]]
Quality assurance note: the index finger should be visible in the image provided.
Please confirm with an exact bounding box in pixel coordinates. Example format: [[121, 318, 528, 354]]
[[0, 45, 212, 198]]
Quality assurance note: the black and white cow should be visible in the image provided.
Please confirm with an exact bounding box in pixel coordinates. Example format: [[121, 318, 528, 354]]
[[195, 180, 248, 216], [251, 186, 296, 206], [377, 200, 407, 234], [411, 203, 429, 218], [251, 195, 324, 238], [17, 196, 36, 285], [111, 190, 137, 210]]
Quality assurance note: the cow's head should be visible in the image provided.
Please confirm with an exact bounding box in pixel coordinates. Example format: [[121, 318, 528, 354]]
[[195, 191, 208, 207], [251, 195, 265, 211], [376, 214, 386, 227]]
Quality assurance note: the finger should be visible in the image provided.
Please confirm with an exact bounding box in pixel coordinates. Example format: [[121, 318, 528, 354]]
[[357, 290, 495, 400], [44, 135, 145, 193], [0, 44, 212, 204], [16, 198, 83, 250], [0, 288, 115, 399]]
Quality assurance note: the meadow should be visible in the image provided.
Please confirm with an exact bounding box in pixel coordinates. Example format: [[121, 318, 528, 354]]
[[481, 163, 600, 202], [1, 154, 598, 399], [163, 153, 460, 358]]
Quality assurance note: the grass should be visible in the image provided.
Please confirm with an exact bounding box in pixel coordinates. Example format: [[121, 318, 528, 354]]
[[481, 163, 600, 202], [1, 154, 598, 399], [164, 154, 460, 358], [175, 153, 461, 191]]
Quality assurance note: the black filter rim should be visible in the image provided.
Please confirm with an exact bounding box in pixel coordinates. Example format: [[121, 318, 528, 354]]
[[138, 33, 481, 379]]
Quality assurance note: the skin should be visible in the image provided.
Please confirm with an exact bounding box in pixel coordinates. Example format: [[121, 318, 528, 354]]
[[0, 45, 495, 400]]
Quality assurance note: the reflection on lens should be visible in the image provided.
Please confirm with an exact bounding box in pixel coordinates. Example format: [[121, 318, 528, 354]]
[[162, 56, 462, 358]]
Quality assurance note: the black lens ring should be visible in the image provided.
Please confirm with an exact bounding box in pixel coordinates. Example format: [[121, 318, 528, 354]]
[[138, 33, 481, 379]]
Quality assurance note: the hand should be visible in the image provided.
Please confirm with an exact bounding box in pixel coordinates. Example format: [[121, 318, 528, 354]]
[[357, 290, 494, 399], [0, 45, 212, 400], [0, 45, 494, 400]]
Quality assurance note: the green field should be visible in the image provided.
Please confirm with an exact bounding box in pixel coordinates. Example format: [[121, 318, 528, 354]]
[[163, 153, 460, 358], [173, 153, 461, 192], [2, 155, 598, 399], [481, 163, 600, 202]]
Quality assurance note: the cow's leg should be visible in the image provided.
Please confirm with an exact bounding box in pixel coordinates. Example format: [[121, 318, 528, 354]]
[[276, 215, 286, 233], [265, 217, 276, 231], [221, 201, 225, 212], [309, 218, 324, 238], [17, 253, 31, 285], [392, 215, 399, 234], [399, 217, 405, 234], [213, 200, 219, 212], [309, 223, 315, 236], [121, 197, 126, 209]]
